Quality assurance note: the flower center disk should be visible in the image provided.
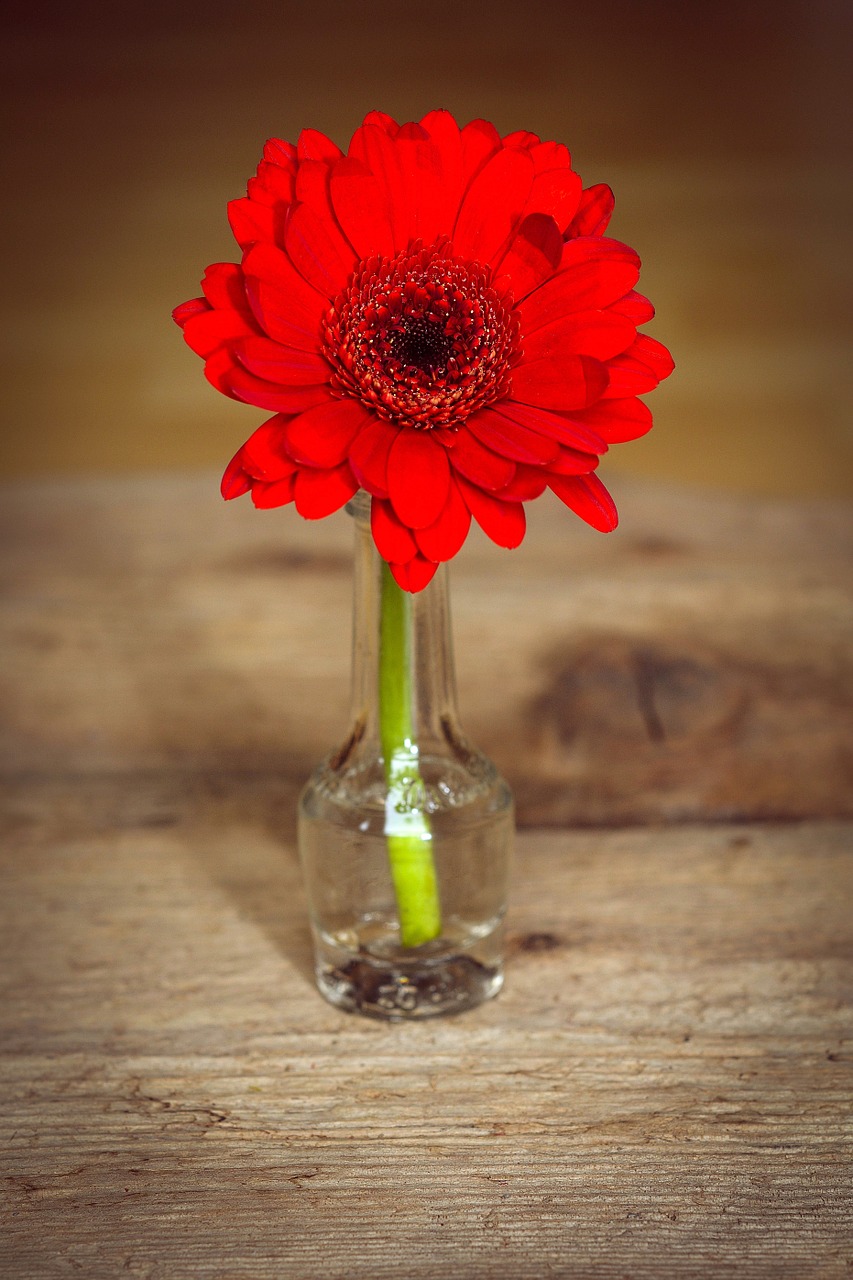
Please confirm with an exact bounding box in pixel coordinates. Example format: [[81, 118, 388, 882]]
[[323, 240, 519, 430]]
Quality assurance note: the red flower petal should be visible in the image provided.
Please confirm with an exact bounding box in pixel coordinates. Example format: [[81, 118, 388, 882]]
[[567, 183, 615, 238], [549, 473, 618, 531], [251, 474, 297, 508], [459, 119, 502, 188], [389, 555, 439, 594], [519, 238, 641, 330], [240, 414, 297, 478], [526, 167, 582, 234], [510, 354, 609, 411], [360, 110, 399, 135], [454, 146, 534, 265], [392, 122, 460, 246], [468, 407, 560, 465], [547, 445, 599, 476], [493, 466, 548, 502], [220, 418, 296, 502], [354, 119, 463, 250], [330, 156, 396, 261], [602, 336, 674, 398], [293, 157, 332, 204], [263, 137, 298, 167], [284, 200, 357, 298], [235, 335, 330, 385], [347, 416, 399, 499], [283, 398, 372, 467], [503, 129, 541, 149], [228, 197, 276, 249], [203, 348, 239, 397], [611, 290, 655, 325], [221, 449, 252, 500], [572, 397, 652, 443], [496, 212, 563, 300], [528, 140, 571, 174], [520, 309, 635, 363], [371, 497, 419, 563], [448, 427, 516, 490], [217, 359, 333, 413], [248, 160, 297, 210], [345, 124, 410, 250], [173, 297, 209, 328], [297, 128, 343, 163], [602, 363, 659, 397], [242, 242, 327, 351], [181, 308, 256, 358], [495, 400, 608, 454], [456, 477, 527, 549], [418, 109, 464, 229], [201, 263, 250, 312], [294, 462, 358, 519], [627, 334, 675, 379], [415, 475, 472, 562], [387, 429, 451, 529]]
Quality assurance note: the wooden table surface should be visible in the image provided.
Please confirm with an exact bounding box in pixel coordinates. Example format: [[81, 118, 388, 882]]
[[1, 473, 851, 1278]]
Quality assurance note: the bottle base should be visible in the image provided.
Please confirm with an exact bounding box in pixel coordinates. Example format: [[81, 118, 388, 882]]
[[314, 950, 503, 1020]]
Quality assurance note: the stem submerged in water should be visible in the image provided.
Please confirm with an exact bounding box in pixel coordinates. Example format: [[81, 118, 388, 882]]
[[379, 562, 442, 947]]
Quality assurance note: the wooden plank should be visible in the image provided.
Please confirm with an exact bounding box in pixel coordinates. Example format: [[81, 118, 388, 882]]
[[1, 474, 851, 1276], [1, 802, 851, 1278], [1, 474, 850, 825]]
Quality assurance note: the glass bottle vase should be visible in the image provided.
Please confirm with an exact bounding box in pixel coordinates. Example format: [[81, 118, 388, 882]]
[[298, 492, 514, 1019]]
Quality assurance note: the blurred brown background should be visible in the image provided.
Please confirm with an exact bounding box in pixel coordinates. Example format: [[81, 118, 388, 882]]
[[1, 0, 851, 496]]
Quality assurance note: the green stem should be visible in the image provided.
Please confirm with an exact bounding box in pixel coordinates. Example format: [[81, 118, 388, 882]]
[[379, 562, 442, 948]]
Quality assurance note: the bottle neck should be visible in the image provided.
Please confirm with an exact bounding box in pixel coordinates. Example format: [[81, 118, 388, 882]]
[[347, 493, 461, 756]]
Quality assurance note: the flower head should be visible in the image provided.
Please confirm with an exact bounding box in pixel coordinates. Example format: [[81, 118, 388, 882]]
[[174, 110, 673, 591]]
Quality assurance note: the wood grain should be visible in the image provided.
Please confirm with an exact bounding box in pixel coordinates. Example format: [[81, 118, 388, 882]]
[[1, 809, 850, 1278], [1, 473, 851, 1277], [1, 474, 849, 827]]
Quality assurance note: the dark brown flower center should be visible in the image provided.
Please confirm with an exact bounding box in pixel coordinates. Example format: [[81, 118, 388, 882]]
[[322, 239, 519, 430], [389, 315, 456, 375]]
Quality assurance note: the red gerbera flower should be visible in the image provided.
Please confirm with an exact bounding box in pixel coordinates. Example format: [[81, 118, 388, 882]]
[[174, 109, 673, 592]]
